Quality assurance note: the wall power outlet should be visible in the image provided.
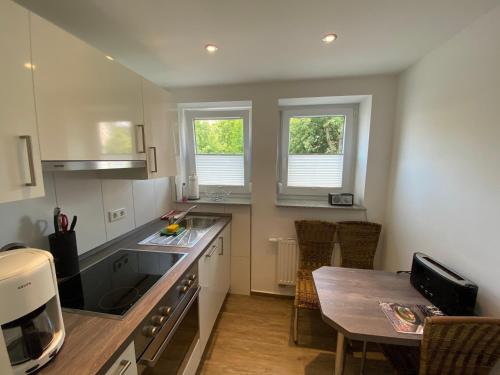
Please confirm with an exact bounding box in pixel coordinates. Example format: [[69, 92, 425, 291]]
[[109, 208, 126, 222]]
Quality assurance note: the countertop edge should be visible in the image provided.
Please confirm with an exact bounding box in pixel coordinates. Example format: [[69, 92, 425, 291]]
[[41, 213, 232, 375]]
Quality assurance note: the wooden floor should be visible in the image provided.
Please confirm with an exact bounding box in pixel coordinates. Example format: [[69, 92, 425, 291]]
[[197, 294, 394, 374]]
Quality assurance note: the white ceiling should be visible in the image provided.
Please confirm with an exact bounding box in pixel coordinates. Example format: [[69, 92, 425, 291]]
[[17, 0, 499, 87]]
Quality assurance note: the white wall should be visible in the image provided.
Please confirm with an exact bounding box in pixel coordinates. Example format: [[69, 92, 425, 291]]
[[0, 172, 172, 255], [172, 75, 398, 294], [384, 5, 500, 315]]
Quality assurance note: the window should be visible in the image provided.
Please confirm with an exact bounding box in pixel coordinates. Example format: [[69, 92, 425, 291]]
[[184, 109, 251, 193], [279, 105, 356, 196]]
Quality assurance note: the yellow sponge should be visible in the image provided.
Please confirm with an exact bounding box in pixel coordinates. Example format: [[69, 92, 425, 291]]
[[166, 223, 179, 234]]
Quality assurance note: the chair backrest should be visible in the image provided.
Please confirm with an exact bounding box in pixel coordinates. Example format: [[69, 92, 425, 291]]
[[337, 221, 381, 269], [419, 316, 500, 375], [294, 220, 336, 271]]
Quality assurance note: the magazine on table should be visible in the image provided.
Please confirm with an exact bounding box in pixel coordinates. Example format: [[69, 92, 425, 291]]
[[379, 302, 444, 334]]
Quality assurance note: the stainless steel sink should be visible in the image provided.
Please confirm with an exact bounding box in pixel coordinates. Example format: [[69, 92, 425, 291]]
[[181, 216, 218, 230], [138, 216, 219, 248]]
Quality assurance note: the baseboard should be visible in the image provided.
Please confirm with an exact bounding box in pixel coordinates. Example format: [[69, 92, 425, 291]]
[[250, 290, 295, 299]]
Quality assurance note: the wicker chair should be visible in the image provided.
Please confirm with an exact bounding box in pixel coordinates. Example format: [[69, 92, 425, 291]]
[[381, 316, 500, 375], [337, 221, 382, 269], [293, 220, 336, 343], [336, 221, 382, 371]]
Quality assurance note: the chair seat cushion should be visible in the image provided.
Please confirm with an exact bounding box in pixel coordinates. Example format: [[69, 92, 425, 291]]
[[294, 270, 319, 309]]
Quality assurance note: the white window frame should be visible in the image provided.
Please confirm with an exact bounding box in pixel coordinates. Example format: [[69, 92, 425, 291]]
[[278, 104, 357, 197], [184, 109, 251, 194]]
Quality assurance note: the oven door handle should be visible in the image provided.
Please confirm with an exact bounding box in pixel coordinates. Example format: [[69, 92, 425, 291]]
[[139, 286, 200, 367]]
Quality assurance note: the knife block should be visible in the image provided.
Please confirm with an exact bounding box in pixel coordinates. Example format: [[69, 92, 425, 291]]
[[48, 231, 80, 279]]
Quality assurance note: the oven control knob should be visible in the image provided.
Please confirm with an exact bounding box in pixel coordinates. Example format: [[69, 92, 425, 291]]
[[180, 285, 189, 293], [185, 279, 193, 287], [159, 306, 173, 317], [142, 325, 158, 337], [188, 274, 197, 281], [151, 315, 166, 326]]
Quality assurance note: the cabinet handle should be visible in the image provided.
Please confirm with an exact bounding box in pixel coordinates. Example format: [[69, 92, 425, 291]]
[[149, 146, 158, 173], [206, 244, 217, 258], [19, 135, 36, 187], [136, 124, 146, 153], [115, 359, 131, 375], [218, 236, 224, 256]]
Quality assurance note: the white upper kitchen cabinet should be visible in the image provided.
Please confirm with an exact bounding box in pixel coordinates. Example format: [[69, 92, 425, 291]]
[[30, 13, 145, 161], [142, 79, 178, 178], [0, 0, 44, 203]]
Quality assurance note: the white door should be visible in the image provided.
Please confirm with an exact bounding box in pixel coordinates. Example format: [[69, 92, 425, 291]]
[[0, 1, 44, 204], [30, 14, 145, 161], [142, 79, 177, 178]]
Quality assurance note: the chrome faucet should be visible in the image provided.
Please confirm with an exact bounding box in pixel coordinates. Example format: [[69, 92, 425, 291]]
[[170, 205, 198, 225]]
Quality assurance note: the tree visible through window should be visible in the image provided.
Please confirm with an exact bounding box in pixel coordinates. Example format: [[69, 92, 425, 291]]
[[288, 116, 345, 154], [283, 112, 349, 190], [193, 118, 245, 186], [194, 119, 243, 154]]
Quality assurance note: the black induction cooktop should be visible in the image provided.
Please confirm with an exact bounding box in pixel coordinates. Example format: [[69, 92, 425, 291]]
[[57, 249, 186, 317]]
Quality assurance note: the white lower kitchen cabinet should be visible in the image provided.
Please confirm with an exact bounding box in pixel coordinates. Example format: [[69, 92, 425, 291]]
[[105, 341, 138, 375], [198, 224, 231, 353], [198, 237, 220, 351], [181, 339, 201, 375], [0, 0, 44, 204]]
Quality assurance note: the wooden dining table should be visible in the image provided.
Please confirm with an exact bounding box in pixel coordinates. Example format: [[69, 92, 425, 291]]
[[312, 266, 431, 375]]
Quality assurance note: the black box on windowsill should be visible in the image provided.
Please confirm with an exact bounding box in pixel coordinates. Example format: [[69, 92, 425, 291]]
[[328, 193, 354, 206]]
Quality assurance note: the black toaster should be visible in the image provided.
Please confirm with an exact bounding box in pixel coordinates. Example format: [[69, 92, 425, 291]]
[[410, 252, 478, 316]]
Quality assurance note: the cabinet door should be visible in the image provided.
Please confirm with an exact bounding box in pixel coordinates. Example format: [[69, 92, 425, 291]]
[[104, 341, 138, 375], [214, 225, 231, 307], [30, 14, 145, 161], [198, 239, 220, 351], [221, 224, 231, 294], [0, 1, 44, 203], [142, 79, 177, 178], [181, 338, 201, 375]]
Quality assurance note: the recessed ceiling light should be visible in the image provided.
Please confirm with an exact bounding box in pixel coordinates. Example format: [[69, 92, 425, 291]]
[[322, 33, 338, 44], [105, 55, 114, 61], [23, 62, 35, 70], [205, 44, 218, 53]]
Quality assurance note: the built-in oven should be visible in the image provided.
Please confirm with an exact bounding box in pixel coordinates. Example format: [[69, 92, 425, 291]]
[[135, 264, 200, 375]]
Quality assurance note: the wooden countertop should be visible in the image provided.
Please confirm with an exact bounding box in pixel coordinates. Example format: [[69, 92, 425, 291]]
[[312, 266, 430, 346], [39, 213, 231, 375]]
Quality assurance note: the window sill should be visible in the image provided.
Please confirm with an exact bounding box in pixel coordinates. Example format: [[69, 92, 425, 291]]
[[175, 196, 252, 206], [275, 198, 366, 210]]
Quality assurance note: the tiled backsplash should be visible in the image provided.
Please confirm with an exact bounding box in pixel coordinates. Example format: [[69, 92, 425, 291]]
[[0, 172, 172, 255]]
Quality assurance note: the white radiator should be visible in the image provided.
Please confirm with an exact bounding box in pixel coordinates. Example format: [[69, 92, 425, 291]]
[[274, 238, 298, 286]]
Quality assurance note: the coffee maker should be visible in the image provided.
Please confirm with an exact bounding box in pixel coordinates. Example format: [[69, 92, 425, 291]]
[[0, 249, 65, 374]]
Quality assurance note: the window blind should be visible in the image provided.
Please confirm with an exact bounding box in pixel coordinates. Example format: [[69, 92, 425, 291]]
[[287, 154, 343, 188], [195, 154, 244, 186]]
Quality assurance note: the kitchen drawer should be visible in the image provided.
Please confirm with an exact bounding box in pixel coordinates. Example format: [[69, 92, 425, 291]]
[[105, 342, 138, 375]]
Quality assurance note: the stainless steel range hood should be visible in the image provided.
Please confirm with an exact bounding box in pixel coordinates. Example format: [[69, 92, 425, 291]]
[[42, 160, 146, 171]]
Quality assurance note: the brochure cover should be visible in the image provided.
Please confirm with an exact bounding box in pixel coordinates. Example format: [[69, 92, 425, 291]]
[[379, 302, 444, 334]]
